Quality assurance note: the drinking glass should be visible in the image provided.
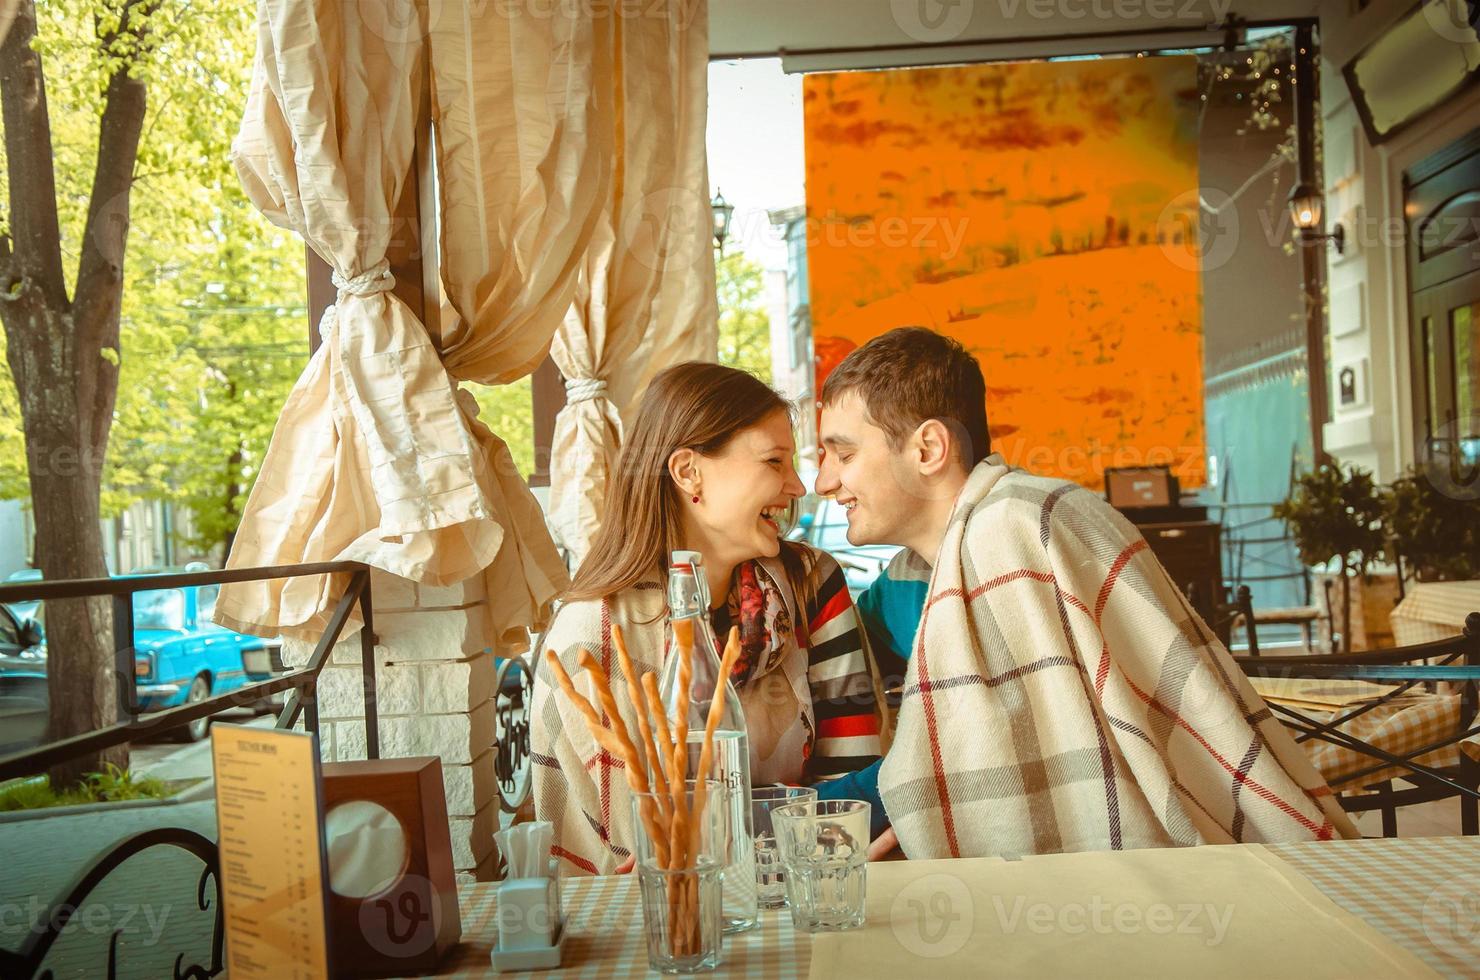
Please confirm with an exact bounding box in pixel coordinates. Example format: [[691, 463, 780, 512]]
[[771, 799, 870, 931], [750, 785, 818, 909], [629, 779, 727, 871], [637, 859, 724, 974]]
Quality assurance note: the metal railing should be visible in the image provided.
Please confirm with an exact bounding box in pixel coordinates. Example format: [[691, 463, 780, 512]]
[[0, 561, 379, 782]]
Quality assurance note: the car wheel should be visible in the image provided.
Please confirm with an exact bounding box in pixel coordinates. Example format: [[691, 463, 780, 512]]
[[179, 674, 212, 742]]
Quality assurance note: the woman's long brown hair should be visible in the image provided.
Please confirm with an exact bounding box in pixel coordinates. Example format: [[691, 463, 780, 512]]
[[565, 361, 810, 606]]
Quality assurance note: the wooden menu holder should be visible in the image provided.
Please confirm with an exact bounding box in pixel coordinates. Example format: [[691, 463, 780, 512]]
[[321, 756, 462, 977]]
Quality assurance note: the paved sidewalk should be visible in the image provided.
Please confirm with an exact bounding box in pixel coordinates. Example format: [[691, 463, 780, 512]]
[[0, 799, 221, 979]]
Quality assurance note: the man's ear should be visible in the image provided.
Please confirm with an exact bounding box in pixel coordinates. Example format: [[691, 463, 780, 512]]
[[668, 447, 701, 497], [914, 419, 955, 476]]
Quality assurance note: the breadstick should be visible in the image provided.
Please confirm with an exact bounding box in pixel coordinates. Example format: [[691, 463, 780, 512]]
[[574, 647, 673, 863], [641, 672, 674, 761], [668, 619, 696, 868], [612, 625, 671, 824], [644, 672, 692, 954], [670, 621, 717, 955], [641, 670, 678, 822], [668, 623, 698, 954], [682, 626, 739, 956], [576, 649, 647, 782], [545, 649, 669, 868]]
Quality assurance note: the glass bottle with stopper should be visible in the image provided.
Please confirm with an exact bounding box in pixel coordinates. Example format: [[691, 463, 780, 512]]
[[658, 550, 758, 934]]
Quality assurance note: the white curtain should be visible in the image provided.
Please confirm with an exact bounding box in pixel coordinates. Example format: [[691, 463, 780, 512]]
[[548, 2, 717, 566], [219, 0, 706, 645]]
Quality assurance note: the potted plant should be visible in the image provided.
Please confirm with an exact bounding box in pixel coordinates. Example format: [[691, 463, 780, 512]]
[[1385, 464, 1480, 583], [1274, 463, 1387, 653]]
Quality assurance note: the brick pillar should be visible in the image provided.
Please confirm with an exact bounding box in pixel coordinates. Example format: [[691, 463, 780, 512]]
[[281, 569, 502, 878]]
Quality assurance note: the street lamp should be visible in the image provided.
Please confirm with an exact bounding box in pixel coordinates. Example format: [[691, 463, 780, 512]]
[[711, 190, 735, 255], [1287, 182, 1345, 254]]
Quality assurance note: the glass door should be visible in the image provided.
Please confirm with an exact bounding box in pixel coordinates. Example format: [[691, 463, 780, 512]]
[[1406, 130, 1480, 473], [1415, 285, 1480, 472]]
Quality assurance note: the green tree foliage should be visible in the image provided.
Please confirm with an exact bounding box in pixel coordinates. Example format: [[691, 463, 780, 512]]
[[1274, 463, 1388, 654], [0, 0, 304, 559], [715, 250, 772, 384], [466, 376, 535, 481], [1385, 464, 1480, 583], [1274, 463, 1387, 575]]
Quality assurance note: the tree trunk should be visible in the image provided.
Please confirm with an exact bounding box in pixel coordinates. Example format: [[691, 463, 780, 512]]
[[1, 0, 152, 788], [222, 442, 243, 560], [24, 348, 123, 785], [1, 301, 124, 787]]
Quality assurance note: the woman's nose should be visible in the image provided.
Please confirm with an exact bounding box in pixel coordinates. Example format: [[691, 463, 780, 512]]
[[783, 466, 805, 499]]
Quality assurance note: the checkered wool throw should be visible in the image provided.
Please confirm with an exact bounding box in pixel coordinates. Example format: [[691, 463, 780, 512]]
[[878, 458, 1357, 859]]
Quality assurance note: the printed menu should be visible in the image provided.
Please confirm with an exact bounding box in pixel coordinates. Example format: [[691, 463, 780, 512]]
[[211, 723, 332, 979]]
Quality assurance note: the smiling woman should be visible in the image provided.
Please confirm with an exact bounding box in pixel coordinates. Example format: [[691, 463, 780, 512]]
[[532, 361, 888, 876], [563, 362, 810, 606]]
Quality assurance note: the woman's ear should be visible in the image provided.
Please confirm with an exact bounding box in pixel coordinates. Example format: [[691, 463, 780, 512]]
[[668, 447, 701, 498]]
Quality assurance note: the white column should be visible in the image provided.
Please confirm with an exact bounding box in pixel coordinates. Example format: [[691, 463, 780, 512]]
[[280, 569, 504, 878]]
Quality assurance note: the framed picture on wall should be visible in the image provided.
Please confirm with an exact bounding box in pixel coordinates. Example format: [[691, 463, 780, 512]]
[[1337, 358, 1370, 410]]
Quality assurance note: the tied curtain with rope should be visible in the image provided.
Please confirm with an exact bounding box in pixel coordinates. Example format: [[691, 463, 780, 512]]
[[218, 0, 712, 643], [548, 6, 717, 565]]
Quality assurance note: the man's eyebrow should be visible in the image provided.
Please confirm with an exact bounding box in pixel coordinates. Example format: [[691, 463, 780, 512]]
[[760, 444, 791, 454], [821, 435, 857, 448]]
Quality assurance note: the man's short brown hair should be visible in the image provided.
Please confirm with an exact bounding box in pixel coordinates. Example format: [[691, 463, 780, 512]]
[[820, 327, 991, 468]]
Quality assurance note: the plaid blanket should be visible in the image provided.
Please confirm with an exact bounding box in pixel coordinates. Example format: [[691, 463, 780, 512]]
[[877, 458, 1357, 859]]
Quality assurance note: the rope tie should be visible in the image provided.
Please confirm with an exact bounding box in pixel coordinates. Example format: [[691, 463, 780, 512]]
[[316, 263, 397, 340], [564, 377, 609, 405]]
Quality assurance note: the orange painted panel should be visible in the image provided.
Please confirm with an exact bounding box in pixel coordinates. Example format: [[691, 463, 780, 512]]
[[804, 57, 1206, 490]]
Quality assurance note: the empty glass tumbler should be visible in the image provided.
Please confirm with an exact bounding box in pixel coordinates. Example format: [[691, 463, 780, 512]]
[[771, 799, 870, 931], [750, 785, 818, 909]]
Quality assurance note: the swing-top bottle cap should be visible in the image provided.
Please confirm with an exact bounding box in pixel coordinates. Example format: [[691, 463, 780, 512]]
[[668, 551, 710, 613], [670, 549, 703, 572]]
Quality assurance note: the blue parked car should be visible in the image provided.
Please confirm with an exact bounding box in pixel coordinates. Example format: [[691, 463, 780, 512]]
[[131, 582, 284, 740], [0, 572, 285, 745]]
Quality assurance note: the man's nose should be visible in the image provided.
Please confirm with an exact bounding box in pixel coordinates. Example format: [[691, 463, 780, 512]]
[[816, 456, 839, 496]]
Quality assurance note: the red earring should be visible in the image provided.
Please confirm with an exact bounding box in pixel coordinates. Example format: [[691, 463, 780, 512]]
[[691, 495, 700, 503]]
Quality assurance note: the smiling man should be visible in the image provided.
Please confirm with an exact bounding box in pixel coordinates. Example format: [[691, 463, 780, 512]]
[[817, 327, 1355, 860]]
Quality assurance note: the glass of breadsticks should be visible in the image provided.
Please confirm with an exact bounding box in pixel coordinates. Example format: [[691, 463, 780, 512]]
[[631, 779, 727, 972], [544, 623, 743, 973]]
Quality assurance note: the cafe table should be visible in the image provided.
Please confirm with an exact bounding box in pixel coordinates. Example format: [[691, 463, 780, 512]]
[[417, 835, 1480, 978]]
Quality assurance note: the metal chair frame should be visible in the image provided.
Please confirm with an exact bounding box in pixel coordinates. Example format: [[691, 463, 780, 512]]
[[1236, 613, 1480, 837]]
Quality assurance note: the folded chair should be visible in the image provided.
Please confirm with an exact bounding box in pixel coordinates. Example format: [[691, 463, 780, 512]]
[[1235, 612, 1480, 837]]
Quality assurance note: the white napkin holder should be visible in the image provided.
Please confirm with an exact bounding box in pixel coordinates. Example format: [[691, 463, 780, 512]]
[[490, 857, 566, 972]]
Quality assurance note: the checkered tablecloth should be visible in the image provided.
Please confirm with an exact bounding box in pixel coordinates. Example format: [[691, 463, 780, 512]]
[[429, 874, 808, 979], [1267, 835, 1480, 978], [1392, 582, 1480, 646], [1251, 676, 1480, 791], [1297, 693, 1480, 790], [420, 837, 1480, 978]]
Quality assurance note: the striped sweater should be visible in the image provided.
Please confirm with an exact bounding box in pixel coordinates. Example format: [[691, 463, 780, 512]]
[[710, 548, 882, 778], [531, 544, 883, 875]]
